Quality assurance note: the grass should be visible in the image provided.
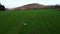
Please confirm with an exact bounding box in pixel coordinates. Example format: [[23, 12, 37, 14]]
[[0, 9, 60, 34]]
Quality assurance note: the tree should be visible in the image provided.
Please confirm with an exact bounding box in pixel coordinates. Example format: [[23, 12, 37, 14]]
[[0, 3, 5, 11], [55, 4, 60, 11], [55, 4, 60, 9]]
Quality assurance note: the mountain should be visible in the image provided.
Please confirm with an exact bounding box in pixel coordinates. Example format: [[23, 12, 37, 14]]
[[12, 3, 45, 10], [11, 3, 60, 10]]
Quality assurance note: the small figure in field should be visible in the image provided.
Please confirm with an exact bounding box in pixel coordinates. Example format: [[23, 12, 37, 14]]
[[24, 23, 27, 26]]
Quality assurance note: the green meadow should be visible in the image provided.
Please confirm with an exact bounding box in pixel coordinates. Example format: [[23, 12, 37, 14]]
[[0, 9, 60, 34]]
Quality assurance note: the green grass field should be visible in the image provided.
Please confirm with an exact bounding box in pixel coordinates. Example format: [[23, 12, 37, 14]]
[[0, 9, 60, 34]]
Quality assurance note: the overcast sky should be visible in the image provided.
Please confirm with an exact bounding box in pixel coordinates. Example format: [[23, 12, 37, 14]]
[[0, 0, 60, 8]]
